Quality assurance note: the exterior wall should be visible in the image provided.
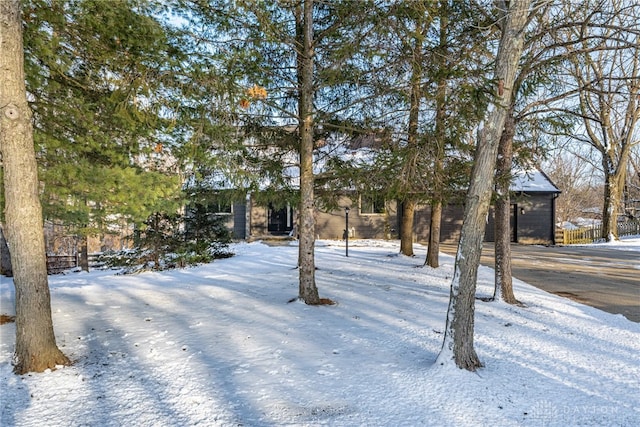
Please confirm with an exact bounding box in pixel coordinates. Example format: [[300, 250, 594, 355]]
[[485, 204, 516, 243], [414, 204, 465, 243], [314, 208, 348, 240], [235, 191, 557, 244], [414, 193, 557, 245], [249, 203, 268, 238], [44, 222, 133, 255], [511, 193, 557, 244], [239, 194, 399, 241], [246, 198, 295, 239], [232, 202, 246, 239], [315, 197, 399, 240]]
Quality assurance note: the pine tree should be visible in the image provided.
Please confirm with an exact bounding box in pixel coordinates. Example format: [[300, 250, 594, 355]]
[[324, 1, 485, 261], [180, 0, 383, 304], [22, 0, 183, 258]]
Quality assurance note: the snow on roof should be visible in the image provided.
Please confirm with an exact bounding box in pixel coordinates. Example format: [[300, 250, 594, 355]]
[[510, 168, 560, 193]]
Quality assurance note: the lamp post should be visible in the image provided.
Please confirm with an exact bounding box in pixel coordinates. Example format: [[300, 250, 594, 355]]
[[344, 206, 350, 257]]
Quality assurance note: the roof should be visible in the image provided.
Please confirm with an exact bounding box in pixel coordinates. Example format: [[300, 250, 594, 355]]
[[510, 168, 561, 193]]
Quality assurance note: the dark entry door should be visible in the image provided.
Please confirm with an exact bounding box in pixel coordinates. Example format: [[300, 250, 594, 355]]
[[267, 203, 293, 234], [485, 204, 516, 242]]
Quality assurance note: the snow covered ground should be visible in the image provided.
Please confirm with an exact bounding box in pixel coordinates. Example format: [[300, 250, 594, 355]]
[[1, 238, 639, 427]]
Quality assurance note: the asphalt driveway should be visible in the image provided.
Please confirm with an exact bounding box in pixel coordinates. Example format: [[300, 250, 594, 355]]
[[439, 243, 640, 323]]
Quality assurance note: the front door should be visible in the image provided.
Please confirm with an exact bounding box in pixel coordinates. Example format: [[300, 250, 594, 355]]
[[267, 203, 293, 234]]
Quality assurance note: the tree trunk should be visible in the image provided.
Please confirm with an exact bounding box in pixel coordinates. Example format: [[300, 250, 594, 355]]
[[296, 0, 320, 304], [79, 235, 89, 272], [493, 112, 519, 304], [0, 0, 70, 374], [437, 0, 530, 371], [425, 89, 446, 268], [400, 199, 416, 256], [572, 13, 640, 242], [425, 200, 442, 268], [425, 14, 447, 269], [1, 226, 13, 277], [399, 25, 424, 257], [601, 167, 623, 241]]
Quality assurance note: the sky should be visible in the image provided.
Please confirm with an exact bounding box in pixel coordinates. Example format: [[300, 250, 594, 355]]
[[1, 237, 639, 426]]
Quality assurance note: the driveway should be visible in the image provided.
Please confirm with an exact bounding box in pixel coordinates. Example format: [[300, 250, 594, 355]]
[[439, 243, 640, 323]]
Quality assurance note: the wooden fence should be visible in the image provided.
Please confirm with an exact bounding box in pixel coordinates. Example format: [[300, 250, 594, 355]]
[[46, 254, 101, 275], [559, 220, 640, 245]]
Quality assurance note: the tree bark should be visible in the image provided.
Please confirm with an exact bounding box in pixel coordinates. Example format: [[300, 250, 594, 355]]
[[0, 0, 70, 374], [399, 199, 415, 257], [437, 0, 530, 371], [399, 22, 424, 257], [602, 166, 624, 241], [425, 199, 442, 268], [296, 0, 320, 304], [425, 199, 442, 267], [425, 10, 448, 269], [79, 235, 89, 272], [1, 226, 13, 277], [493, 112, 520, 304]]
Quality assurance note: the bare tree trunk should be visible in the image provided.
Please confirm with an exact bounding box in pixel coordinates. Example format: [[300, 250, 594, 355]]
[[296, 0, 320, 304], [602, 167, 624, 241], [0, 226, 13, 277], [400, 199, 415, 256], [425, 12, 448, 269], [0, 0, 70, 374], [494, 113, 520, 304], [570, 7, 640, 241], [399, 24, 424, 257], [425, 200, 442, 267], [79, 235, 89, 272], [437, 0, 530, 371]]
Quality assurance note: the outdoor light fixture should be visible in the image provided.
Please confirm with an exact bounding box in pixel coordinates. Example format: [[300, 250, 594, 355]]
[[344, 207, 350, 257]]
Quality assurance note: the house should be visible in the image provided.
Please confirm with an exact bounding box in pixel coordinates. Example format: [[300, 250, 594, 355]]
[[491, 168, 561, 244], [413, 168, 561, 245], [197, 127, 560, 244], [217, 167, 560, 245]]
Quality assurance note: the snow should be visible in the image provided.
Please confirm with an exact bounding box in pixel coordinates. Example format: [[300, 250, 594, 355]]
[[1, 238, 639, 426], [578, 234, 640, 252], [511, 168, 560, 193]]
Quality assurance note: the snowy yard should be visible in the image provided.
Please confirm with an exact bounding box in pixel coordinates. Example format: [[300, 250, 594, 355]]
[[1, 239, 639, 426]]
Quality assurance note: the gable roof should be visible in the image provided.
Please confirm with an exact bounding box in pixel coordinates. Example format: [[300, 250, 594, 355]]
[[510, 168, 561, 193]]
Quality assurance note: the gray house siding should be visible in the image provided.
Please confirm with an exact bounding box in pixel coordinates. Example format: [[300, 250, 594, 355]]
[[315, 198, 398, 240], [412, 169, 560, 245], [220, 167, 559, 245], [510, 193, 557, 244], [232, 202, 246, 239], [413, 195, 557, 245], [237, 195, 400, 241], [485, 204, 516, 243], [414, 204, 465, 244]]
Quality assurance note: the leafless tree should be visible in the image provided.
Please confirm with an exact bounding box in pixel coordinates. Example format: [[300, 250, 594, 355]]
[[546, 151, 604, 224], [437, 0, 531, 371], [563, 0, 640, 240]]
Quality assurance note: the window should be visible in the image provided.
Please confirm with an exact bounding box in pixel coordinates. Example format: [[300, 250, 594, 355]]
[[210, 200, 232, 214], [360, 195, 385, 214]]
